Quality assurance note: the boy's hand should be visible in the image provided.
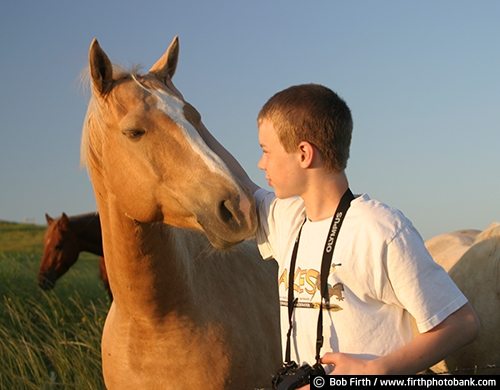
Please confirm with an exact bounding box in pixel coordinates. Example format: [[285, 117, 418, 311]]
[[321, 352, 374, 374], [295, 354, 374, 390]]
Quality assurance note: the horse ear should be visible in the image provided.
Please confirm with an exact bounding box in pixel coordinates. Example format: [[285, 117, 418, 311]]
[[149, 36, 179, 83], [46, 213, 54, 225], [61, 213, 69, 227], [89, 38, 113, 95]]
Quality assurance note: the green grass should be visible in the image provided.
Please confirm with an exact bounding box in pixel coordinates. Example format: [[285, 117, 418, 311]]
[[0, 221, 46, 254], [0, 221, 109, 389]]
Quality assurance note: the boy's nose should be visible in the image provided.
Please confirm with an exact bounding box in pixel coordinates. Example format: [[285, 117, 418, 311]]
[[257, 155, 266, 171]]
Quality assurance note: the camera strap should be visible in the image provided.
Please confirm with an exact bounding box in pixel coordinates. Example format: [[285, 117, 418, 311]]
[[284, 188, 354, 366]]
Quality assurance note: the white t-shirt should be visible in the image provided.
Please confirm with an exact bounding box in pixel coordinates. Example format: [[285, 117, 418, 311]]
[[254, 189, 467, 367]]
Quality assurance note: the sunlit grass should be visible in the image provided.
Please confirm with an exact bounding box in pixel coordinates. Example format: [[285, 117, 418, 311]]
[[0, 252, 109, 389], [0, 221, 46, 254]]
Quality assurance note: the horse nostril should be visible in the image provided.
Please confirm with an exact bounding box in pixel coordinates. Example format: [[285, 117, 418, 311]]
[[219, 200, 235, 225]]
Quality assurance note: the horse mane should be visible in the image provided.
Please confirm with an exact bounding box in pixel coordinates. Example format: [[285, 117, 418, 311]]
[[67, 212, 100, 226], [80, 64, 143, 171], [465, 222, 500, 270], [473, 222, 500, 245]]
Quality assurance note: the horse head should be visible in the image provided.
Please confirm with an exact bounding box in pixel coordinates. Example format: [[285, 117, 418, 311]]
[[38, 212, 80, 290], [81, 37, 256, 249]]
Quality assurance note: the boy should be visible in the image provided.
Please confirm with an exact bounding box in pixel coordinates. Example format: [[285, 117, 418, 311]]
[[168, 80, 479, 384]]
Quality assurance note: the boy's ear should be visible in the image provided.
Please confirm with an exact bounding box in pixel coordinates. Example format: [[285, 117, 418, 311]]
[[298, 141, 316, 168]]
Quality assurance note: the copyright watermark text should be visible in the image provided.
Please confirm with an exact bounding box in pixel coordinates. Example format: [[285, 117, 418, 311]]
[[311, 375, 497, 389]]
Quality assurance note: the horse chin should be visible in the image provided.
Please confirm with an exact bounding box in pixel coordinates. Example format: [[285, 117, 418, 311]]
[[202, 227, 244, 250], [38, 275, 56, 291]]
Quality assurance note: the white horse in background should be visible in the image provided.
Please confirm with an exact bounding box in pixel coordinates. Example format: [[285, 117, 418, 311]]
[[423, 222, 500, 374]]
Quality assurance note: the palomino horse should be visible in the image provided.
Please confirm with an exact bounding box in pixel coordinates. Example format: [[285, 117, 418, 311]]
[[442, 222, 500, 374], [81, 37, 281, 389], [38, 212, 111, 299], [424, 229, 481, 272], [415, 223, 500, 374]]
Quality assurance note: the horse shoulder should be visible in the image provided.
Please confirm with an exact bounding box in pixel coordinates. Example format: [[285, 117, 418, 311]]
[[425, 229, 480, 272], [444, 225, 500, 374]]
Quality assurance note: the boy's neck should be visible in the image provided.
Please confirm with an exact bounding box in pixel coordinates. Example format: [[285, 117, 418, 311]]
[[301, 171, 349, 222]]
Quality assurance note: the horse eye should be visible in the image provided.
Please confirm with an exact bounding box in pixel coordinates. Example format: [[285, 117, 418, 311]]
[[55, 244, 64, 250], [123, 129, 146, 140]]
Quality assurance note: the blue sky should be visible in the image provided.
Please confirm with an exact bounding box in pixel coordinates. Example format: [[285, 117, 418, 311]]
[[0, 1, 498, 241]]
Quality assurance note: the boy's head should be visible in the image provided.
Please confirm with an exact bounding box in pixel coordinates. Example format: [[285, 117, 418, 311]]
[[257, 84, 352, 172]]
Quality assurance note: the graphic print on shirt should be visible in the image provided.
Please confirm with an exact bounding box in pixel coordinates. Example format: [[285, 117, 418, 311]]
[[278, 264, 344, 311]]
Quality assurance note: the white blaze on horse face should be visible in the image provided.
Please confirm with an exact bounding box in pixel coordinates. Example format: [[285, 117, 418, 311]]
[[152, 89, 253, 224]]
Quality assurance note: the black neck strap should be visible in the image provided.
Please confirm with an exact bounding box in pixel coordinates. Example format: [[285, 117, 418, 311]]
[[284, 188, 355, 366]]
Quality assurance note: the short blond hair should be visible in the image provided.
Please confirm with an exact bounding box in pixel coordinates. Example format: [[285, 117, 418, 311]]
[[258, 84, 352, 172]]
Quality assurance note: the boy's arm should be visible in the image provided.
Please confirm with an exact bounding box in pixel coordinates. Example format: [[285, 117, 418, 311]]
[[319, 302, 479, 375]]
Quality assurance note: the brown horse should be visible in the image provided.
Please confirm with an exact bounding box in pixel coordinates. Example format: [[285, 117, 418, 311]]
[[39, 212, 111, 298], [81, 36, 281, 389]]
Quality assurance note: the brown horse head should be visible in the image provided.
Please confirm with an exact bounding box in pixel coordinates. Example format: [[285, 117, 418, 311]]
[[38, 213, 80, 290], [81, 36, 256, 249]]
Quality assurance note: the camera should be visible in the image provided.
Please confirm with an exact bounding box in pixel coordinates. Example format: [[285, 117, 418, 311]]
[[272, 361, 325, 390]]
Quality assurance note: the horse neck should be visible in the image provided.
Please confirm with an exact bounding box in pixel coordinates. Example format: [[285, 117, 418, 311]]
[[69, 214, 103, 256], [99, 208, 197, 317]]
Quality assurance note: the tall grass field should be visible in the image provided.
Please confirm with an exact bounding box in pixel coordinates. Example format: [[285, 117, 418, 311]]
[[0, 221, 109, 389]]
